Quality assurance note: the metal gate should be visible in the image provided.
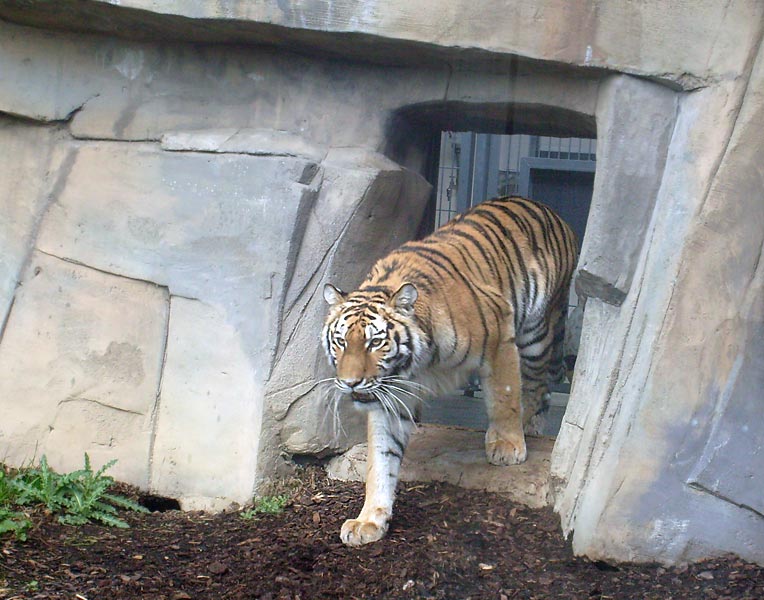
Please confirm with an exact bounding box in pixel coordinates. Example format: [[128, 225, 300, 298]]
[[435, 132, 595, 249]]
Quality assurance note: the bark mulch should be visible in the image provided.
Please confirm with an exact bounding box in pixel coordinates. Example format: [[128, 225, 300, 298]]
[[1, 470, 762, 599]]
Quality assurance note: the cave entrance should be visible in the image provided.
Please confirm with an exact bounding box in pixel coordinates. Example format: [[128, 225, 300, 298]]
[[331, 97, 606, 505], [329, 76, 680, 513]]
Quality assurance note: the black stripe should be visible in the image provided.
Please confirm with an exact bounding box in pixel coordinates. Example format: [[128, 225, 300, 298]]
[[459, 220, 507, 289], [383, 448, 403, 460], [416, 246, 492, 363], [516, 327, 550, 349], [359, 285, 393, 295], [474, 217, 520, 326], [453, 332, 473, 369], [390, 434, 406, 455], [474, 208, 531, 318], [519, 344, 554, 362], [447, 229, 500, 283]]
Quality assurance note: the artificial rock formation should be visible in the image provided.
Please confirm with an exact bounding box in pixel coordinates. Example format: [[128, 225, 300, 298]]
[[0, 0, 762, 566]]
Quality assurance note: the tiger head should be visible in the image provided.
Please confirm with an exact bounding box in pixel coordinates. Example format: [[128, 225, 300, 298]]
[[321, 282, 425, 406]]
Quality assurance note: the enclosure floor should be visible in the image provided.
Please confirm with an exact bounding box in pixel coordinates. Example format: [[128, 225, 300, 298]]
[[327, 424, 555, 508], [421, 392, 568, 436]]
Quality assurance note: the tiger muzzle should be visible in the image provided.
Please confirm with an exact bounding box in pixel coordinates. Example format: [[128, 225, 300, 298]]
[[351, 392, 376, 403]]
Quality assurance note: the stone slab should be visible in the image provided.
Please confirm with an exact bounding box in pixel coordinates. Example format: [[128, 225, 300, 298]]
[[327, 425, 554, 509], [1, 20, 602, 154], [578, 75, 677, 295], [0, 251, 168, 487], [35, 141, 317, 375], [266, 149, 430, 461], [1, 0, 761, 88], [26, 138, 320, 506], [64, 37, 446, 147], [0, 20, 118, 121], [0, 119, 65, 330], [150, 297, 260, 510], [161, 129, 326, 162], [553, 62, 764, 565]]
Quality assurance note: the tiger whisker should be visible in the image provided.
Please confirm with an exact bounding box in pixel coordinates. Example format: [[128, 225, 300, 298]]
[[371, 389, 398, 432], [377, 387, 417, 434], [380, 381, 424, 399], [379, 382, 426, 408], [317, 383, 348, 441], [391, 390, 418, 426], [332, 391, 346, 438], [375, 389, 404, 434], [382, 377, 434, 396], [287, 377, 337, 396], [318, 385, 338, 437]]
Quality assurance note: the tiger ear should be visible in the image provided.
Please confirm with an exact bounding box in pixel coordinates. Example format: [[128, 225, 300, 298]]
[[323, 283, 346, 306], [390, 283, 418, 311]]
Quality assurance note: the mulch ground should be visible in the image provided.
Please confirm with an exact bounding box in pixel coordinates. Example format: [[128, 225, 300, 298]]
[[1, 470, 762, 600]]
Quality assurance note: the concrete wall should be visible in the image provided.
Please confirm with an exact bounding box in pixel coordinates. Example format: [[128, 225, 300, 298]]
[[553, 32, 764, 565], [0, 0, 762, 565]]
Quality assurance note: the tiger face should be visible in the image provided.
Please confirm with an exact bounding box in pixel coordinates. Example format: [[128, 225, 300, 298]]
[[322, 282, 423, 407]]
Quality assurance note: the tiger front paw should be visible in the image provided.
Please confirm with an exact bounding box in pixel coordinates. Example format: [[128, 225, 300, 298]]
[[485, 428, 527, 465], [340, 517, 389, 546]]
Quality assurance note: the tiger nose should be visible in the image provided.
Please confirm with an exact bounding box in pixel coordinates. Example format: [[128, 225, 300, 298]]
[[341, 377, 363, 389]]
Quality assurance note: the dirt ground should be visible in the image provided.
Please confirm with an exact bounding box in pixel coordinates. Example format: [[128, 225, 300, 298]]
[[2, 470, 763, 600]]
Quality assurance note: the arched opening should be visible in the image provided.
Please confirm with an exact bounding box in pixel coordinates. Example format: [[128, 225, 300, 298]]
[[384, 101, 597, 439]]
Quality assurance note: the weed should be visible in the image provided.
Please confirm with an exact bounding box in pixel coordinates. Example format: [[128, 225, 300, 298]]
[[0, 506, 31, 541], [241, 495, 290, 519], [0, 454, 148, 539]]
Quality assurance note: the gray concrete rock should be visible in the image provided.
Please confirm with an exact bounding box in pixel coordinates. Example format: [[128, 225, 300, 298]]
[[576, 75, 677, 296], [0, 21, 106, 121], [0, 119, 65, 330], [0, 251, 168, 487], [552, 50, 764, 565], [151, 297, 260, 510], [18, 141, 318, 508], [1, 0, 762, 89], [35, 142, 317, 374], [264, 148, 430, 463]]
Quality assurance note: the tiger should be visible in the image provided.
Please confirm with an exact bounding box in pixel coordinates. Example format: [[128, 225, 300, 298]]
[[321, 195, 578, 546]]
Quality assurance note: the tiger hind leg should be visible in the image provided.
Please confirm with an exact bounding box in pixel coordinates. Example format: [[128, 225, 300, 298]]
[[481, 336, 527, 465], [517, 298, 567, 435]]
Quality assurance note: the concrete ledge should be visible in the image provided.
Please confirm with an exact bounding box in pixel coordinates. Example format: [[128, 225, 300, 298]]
[[327, 424, 554, 509]]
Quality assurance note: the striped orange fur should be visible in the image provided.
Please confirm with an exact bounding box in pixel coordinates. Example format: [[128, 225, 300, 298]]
[[322, 196, 578, 545]]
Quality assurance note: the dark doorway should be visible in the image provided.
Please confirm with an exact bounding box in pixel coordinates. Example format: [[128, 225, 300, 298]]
[[421, 132, 596, 436], [521, 161, 594, 250]]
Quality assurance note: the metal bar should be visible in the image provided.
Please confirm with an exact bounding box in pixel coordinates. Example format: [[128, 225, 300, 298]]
[[486, 134, 501, 201], [456, 132, 474, 214]]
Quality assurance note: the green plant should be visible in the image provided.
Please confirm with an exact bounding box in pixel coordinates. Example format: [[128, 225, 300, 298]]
[[0, 470, 32, 540], [11, 456, 71, 513], [241, 494, 289, 519], [0, 506, 32, 541], [0, 454, 148, 538]]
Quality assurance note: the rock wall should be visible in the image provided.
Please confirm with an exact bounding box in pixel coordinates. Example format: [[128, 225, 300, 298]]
[[0, 0, 763, 566], [553, 31, 764, 565], [0, 21, 437, 508]]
